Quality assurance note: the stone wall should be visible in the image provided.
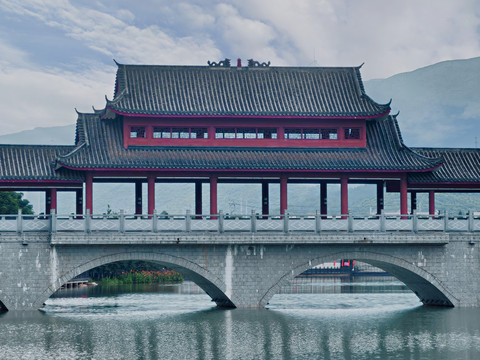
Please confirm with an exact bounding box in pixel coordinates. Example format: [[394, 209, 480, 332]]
[[0, 232, 479, 311]]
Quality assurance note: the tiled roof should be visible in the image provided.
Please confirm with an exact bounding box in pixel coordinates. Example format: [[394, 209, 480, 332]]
[[409, 148, 480, 183], [106, 63, 390, 118], [0, 145, 83, 181], [56, 114, 440, 172]]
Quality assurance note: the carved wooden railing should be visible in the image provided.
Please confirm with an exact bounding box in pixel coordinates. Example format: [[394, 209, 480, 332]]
[[0, 210, 479, 234]]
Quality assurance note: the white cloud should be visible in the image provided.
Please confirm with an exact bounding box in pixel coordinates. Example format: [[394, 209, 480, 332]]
[[0, 52, 114, 135], [0, 0, 222, 65], [228, 0, 480, 78]]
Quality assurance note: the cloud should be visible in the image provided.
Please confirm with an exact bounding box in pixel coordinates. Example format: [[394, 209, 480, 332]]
[[0, 63, 114, 135], [0, 35, 114, 135], [228, 0, 480, 78], [1, 0, 479, 78], [0, 0, 222, 65]]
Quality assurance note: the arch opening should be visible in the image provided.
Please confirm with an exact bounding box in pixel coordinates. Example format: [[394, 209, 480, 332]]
[[0, 299, 7, 312], [261, 251, 457, 308], [36, 252, 236, 310]]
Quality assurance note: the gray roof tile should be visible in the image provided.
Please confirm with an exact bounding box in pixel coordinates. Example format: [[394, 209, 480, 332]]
[[409, 148, 480, 183], [106, 64, 390, 118]]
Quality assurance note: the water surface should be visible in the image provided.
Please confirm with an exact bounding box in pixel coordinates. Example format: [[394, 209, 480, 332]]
[[1, 278, 479, 359]]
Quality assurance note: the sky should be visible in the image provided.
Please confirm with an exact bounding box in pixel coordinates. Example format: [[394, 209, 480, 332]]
[[0, 0, 479, 136]]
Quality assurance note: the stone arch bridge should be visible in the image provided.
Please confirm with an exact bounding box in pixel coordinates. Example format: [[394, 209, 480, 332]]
[[1, 226, 479, 311]]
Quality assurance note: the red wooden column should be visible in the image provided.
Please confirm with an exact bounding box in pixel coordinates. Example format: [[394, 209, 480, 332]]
[[195, 180, 202, 216], [280, 176, 288, 215], [135, 180, 143, 215], [147, 175, 156, 215], [210, 176, 218, 216], [262, 181, 269, 215], [85, 172, 93, 214], [411, 191, 417, 214], [75, 189, 83, 216], [400, 175, 408, 217], [45, 189, 57, 214], [320, 182, 327, 215], [429, 190, 435, 215], [340, 176, 348, 217], [376, 181, 384, 215]]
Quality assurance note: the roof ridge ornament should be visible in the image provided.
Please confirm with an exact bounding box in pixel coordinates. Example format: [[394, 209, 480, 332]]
[[248, 59, 271, 68], [207, 58, 231, 68]]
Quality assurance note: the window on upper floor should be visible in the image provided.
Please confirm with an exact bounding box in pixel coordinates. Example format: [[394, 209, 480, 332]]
[[303, 128, 320, 140], [191, 128, 208, 139], [153, 127, 208, 139], [153, 127, 170, 138], [344, 128, 361, 139], [320, 128, 338, 140], [130, 126, 146, 138], [258, 128, 277, 139], [216, 127, 278, 139], [285, 128, 338, 140], [284, 128, 302, 139]]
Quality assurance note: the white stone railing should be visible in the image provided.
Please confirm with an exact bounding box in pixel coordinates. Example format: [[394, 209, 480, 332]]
[[0, 209, 479, 234]]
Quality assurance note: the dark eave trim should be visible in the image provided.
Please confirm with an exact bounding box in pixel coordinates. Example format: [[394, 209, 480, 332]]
[[106, 106, 391, 120]]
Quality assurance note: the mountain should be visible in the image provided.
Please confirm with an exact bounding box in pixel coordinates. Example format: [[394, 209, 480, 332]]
[[0, 124, 76, 145], [364, 57, 480, 148]]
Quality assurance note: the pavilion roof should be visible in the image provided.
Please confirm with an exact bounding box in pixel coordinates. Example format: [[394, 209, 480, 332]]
[[0, 145, 82, 182], [105, 63, 390, 119], [55, 113, 440, 172], [409, 148, 480, 184]]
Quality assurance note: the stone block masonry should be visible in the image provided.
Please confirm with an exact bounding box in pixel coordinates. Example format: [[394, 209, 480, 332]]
[[0, 232, 479, 311]]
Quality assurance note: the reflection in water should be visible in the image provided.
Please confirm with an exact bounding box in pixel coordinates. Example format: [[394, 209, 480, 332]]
[[1, 279, 480, 359]]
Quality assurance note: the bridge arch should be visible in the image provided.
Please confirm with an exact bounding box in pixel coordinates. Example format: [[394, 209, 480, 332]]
[[34, 251, 236, 310], [260, 250, 459, 308]]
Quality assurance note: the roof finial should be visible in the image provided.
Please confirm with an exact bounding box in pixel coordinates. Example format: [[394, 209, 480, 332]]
[[247, 59, 271, 68], [207, 58, 231, 68]]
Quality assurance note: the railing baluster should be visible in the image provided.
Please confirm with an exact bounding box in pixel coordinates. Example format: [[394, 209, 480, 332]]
[[315, 210, 321, 233], [347, 211, 353, 232], [50, 209, 57, 234], [380, 210, 386, 232], [251, 209, 256, 233], [119, 209, 125, 233], [85, 209, 91, 233], [186, 210, 191, 232], [444, 210, 449, 232], [152, 209, 158, 233], [218, 211, 224, 233], [283, 212, 289, 233], [469, 210, 474, 232], [412, 210, 417, 233], [17, 209, 23, 234]]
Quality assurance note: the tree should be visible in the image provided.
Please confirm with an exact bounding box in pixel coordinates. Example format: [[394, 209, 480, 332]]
[[0, 192, 34, 215]]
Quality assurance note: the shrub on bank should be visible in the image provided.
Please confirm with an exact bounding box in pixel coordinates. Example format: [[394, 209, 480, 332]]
[[96, 269, 183, 285]]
